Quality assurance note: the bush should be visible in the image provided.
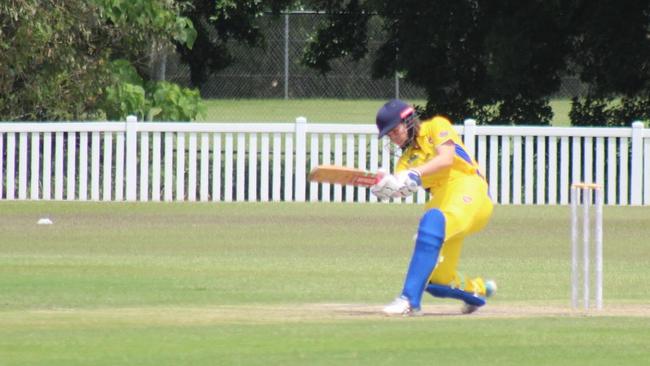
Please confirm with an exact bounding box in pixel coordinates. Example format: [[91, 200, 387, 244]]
[[0, 0, 196, 122], [149, 81, 205, 121], [100, 60, 204, 121], [570, 95, 650, 127]]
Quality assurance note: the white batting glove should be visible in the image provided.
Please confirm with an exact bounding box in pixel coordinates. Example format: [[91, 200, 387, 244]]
[[393, 169, 422, 197], [371, 173, 400, 201]]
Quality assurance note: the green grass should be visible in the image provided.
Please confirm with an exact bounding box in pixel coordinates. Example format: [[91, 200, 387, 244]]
[[200, 98, 573, 126], [551, 99, 572, 126], [199, 98, 399, 123], [1, 202, 649, 365]]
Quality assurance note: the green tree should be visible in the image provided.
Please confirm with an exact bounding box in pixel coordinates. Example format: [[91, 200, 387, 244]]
[[0, 0, 200, 121], [1, 1, 108, 120], [176, 0, 294, 87], [299, 0, 649, 125], [172, 0, 649, 125], [301, 0, 576, 125], [568, 0, 650, 126]]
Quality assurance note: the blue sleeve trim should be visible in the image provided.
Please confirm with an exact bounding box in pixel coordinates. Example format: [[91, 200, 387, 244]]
[[408, 171, 422, 186], [454, 144, 473, 165]]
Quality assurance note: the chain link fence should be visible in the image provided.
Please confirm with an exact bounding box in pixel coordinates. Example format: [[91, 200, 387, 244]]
[[158, 12, 585, 121], [164, 12, 426, 101]]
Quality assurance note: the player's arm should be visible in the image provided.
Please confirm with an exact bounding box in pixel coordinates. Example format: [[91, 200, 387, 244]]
[[411, 140, 455, 177], [389, 132, 455, 196]]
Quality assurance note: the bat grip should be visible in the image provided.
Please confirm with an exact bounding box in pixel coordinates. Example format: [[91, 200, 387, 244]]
[[375, 171, 385, 184]]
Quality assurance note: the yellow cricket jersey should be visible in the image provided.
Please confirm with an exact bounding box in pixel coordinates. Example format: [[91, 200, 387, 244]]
[[395, 116, 483, 192]]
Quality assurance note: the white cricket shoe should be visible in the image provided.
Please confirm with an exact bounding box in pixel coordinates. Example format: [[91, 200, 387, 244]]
[[461, 279, 497, 314], [382, 296, 421, 316]]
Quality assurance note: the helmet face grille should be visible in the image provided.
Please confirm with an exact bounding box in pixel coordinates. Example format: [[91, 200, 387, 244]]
[[401, 114, 420, 149], [382, 112, 420, 155]]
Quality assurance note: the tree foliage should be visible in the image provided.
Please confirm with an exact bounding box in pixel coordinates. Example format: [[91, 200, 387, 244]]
[[176, 0, 294, 86], [302, 0, 371, 74], [296, 0, 650, 126], [299, 0, 572, 124], [1, 1, 108, 120], [568, 0, 650, 126], [0, 0, 200, 121], [11, 0, 646, 124]]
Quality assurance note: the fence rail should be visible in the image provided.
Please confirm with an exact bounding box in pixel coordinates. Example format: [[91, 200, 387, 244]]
[[1, 118, 648, 205]]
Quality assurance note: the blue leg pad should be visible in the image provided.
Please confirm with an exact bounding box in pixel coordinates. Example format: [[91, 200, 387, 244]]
[[401, 209, 445, 309], [426, 283, 486, 307]]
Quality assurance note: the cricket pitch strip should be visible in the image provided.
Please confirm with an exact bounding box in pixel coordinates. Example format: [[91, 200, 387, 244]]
[[6, 303, 650, 327]]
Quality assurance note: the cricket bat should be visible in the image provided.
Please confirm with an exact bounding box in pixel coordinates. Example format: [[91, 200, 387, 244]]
[[308, 165, 383, 187]]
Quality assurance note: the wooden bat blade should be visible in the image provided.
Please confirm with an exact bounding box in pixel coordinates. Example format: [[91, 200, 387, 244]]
[[308, 165, 381, 187]]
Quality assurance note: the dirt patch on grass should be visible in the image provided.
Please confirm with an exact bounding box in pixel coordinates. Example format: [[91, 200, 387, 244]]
[[13, 303, 650, 327], [462, 303, 650, 318], [296, 303, 650, 319]]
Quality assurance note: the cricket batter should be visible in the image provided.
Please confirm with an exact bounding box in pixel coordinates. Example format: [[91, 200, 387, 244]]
[[371, 99, 496, 316]]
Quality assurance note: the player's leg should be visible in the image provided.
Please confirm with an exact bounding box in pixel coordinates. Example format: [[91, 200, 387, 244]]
[[424, 177, 496, 311], [383, 208, 445, 315], [425, 236, 492, 307], [383, 175, 493, 316], [426, 279, 496, 309], [438, 176, 493, 240]]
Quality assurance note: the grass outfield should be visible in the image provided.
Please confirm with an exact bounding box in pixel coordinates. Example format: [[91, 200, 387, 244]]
[[1, 202, 649, 365], [200, 98, 573, 126]]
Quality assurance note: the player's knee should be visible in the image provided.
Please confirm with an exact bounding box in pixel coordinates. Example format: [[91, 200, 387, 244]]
[[416, 208, 446, 252], [428, 272, 454, 285], [419, 208, 445, 240]]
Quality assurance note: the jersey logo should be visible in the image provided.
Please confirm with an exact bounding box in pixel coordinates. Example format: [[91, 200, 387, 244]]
[[462, 195, 473, 204], [439, 131, 449, 138]]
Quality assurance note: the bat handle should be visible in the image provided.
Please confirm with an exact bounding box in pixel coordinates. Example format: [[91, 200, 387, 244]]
[[375, 171, 385, 184]]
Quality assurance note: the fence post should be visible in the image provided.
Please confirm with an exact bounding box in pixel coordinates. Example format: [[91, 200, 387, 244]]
[[463, 119, 477, 157], [630, 120, 644, 205], [125, 115, 138, 201], [294, 116, 307, 202], [284, 13, 290, 100]]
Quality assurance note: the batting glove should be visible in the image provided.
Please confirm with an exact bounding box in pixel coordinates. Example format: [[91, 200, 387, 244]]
[[394, 169, 422, 197], [371, 173, 400, 201]]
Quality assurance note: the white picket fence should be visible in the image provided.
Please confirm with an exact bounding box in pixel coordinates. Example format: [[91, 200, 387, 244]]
[[0, 117, 648, 205]]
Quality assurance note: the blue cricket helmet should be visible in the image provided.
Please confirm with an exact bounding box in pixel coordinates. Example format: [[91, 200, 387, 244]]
[[375, 99, 416, 138]]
